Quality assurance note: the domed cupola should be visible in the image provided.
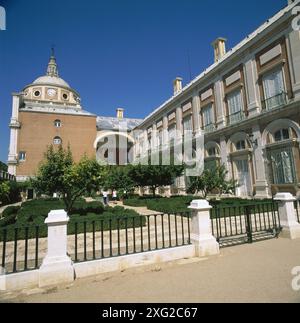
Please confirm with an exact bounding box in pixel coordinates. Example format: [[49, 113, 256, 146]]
[[22, 49, 81, 107]]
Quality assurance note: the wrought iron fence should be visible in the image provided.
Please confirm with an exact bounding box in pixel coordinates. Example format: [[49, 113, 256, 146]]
[[0, 224, 46, 274], [68, 213, 191, 263], [210, 201, 281, 247]]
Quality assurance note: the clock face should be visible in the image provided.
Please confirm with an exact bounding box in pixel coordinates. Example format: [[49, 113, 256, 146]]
[[47, 88, 57, 97]]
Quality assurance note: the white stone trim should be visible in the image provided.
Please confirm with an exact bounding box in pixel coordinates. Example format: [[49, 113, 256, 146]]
[[74, 245, 195, 279], [156, 120, 163, 128], [225, 70, 241, 87], [262, 119, 300, 146], [182, 101, 192, 113], [168, 112, 176, 121], [201, 88, 213, 101], [274, 193, 300, 239], [259, 44, 282, 66], [138, 1, 300, 128]]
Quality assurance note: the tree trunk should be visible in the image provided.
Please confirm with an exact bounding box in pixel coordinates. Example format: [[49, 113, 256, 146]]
[[152, 186, 156, 198]]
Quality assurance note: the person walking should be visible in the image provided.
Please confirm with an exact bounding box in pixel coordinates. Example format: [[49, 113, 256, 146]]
[[112, 190, 117, 204], [102, 189, 108, 206]]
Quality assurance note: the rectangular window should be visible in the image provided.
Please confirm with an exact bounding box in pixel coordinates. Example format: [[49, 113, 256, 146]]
[[168, 125, 176, 142], [262, 69, 286, 110], [158, 130, 163, 146], [204, 159, 218, 171], [183, 115, 192, 132], [202, 104, 214, 131], [139, 140, 144, 154], [269, 147, 296, 184], [19, 151, 26, 161], [262, 69, 285, 99], [227, 89, 244, 124]]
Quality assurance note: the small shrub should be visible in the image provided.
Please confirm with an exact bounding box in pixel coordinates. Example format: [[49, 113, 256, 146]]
[[0, 213, 17, 227], [2, 205, 21, 218]]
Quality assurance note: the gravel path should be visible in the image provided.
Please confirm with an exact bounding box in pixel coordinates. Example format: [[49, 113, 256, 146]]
[[2, 237, 300, 303]]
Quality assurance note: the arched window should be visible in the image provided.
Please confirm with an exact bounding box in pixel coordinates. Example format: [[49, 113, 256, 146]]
[[236, 140, 246, 151], [53, 136, 62, 145], [208, 147, 217, 157], [274, 129, 290, 142], [54, 119, 62, 128], [205, 144, 220, 170]]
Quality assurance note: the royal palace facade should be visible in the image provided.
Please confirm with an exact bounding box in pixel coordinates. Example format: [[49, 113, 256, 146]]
[[7, 0, 300, 198]]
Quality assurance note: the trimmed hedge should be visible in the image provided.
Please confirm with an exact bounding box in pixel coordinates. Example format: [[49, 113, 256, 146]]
[[124, 196, 273, 214], [2, 205, 21, 218], [123, 198, 148, 207], [68, 207, 145, 235], [0, 199, 144, 241]]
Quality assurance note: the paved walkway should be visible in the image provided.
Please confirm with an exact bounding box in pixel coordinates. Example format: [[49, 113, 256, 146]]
[[1, 238, 300, 303], [108, 201, 161, 215], [0, 202, 22, 219]]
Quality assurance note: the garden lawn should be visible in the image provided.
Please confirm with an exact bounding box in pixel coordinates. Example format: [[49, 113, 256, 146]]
[[0, 198, 144, 241], [124, 196, 273, 214]]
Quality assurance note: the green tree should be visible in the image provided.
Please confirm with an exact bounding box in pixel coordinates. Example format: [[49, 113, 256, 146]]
[[105, 166, 135, 198], [187, 164, 236, 198], [214, 164, 236, 197], [32, 145, 105, 212], [187, 169, 217, 198], [0, 161, 8, 172], [0, 182, 10, 204], [129, 164, 184, 197]]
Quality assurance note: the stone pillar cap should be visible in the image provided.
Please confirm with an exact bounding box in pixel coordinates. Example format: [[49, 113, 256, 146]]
[[45, 209, 69, 225], [273, 192, 296, 202], [188, 200, 212, 210]]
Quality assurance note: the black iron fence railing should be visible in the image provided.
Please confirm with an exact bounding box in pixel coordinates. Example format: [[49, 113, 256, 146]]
[[0, 224, 46, 274], [294, 200, 300, 224], [210, 201, 281, 247], [68, 213, 191, 263], [0, 171, 16, 182]]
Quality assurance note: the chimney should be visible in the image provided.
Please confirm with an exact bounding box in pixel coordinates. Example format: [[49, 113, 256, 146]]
[[212, 37, 227, 63], [173, 77, 183, 95], [116, 108, 124, 119]]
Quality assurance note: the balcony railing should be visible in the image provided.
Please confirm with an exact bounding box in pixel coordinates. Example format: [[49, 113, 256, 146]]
[[0, 170, 16, 181], [202, 123, 216, 133], [261, 91, 287, 111], [226, 110, 246, 126]]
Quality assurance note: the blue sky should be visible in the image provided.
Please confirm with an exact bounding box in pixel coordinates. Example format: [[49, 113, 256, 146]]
[[0, 0, 287, 162]]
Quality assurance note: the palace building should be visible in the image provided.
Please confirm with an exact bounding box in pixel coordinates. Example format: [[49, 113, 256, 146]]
[[133, 0, 300, 198], [7, 51, 142, 181], [7, 0, 300, 198]]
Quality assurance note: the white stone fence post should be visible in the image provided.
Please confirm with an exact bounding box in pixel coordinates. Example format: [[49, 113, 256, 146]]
[[188, 200, 220, 257], [39, 210, 74, 287], [274, 193, 300, 240]]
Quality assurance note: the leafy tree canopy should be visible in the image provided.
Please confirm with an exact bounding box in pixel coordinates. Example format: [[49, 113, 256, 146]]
[[104, 166, 135, 197], [0, 161, 8, 172], [32, 145, 105, 212], [129, 164, 184, 197], [187, 164, 236, 198]]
